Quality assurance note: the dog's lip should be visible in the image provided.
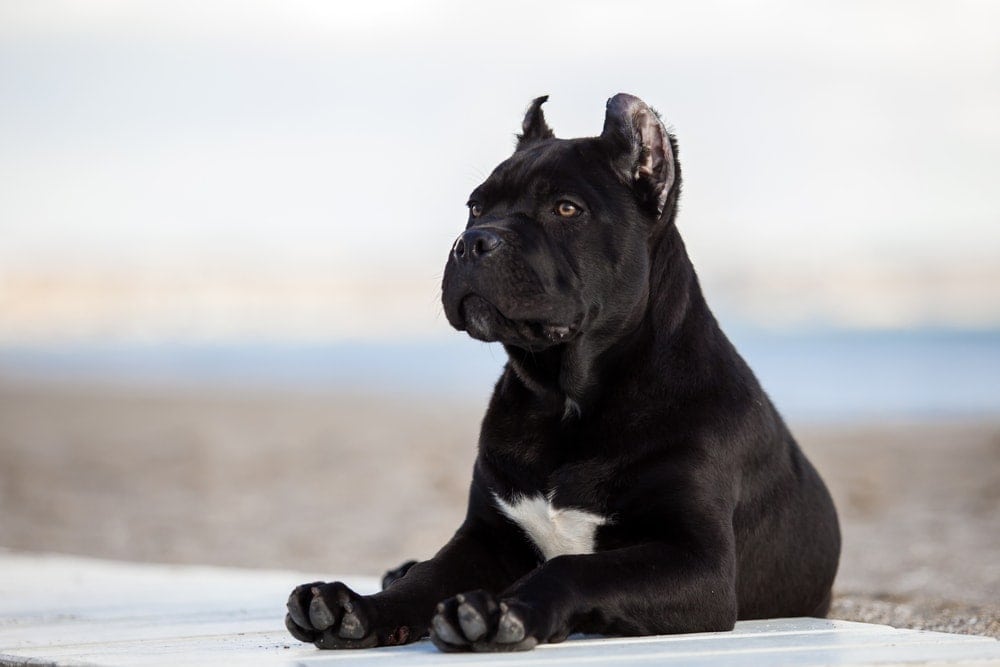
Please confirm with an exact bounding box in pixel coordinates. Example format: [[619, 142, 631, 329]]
[[458, 294, 582, 345], [458, 294, 501, 341]]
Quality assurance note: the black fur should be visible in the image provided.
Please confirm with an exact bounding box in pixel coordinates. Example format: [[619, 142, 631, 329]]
[[286, 93, 840, 652]]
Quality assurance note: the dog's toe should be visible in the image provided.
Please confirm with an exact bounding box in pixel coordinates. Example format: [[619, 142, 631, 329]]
[[469, 600, 537, 652], [308, 587, 340, 631], [457, 599, 487, 641], [431, 600, 468, 650], [285, 613, 317, 643], [286, 581, 323, 632], [456, 591, 499, 641], [495, 601, 526, 644], [338, 599, 368, 639]]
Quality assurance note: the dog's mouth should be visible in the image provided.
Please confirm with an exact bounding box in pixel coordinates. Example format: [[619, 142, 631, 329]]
[[459, 294, 580, 348]]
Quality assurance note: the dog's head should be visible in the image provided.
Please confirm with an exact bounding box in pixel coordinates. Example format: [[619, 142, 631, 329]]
[[442, 93, 680, 353]]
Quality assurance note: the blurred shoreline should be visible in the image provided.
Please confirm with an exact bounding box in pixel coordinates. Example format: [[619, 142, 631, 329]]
[[2, 328, 998, 421]]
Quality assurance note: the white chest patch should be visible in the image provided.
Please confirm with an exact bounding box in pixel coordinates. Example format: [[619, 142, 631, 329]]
[[493, 493, 608, 561]]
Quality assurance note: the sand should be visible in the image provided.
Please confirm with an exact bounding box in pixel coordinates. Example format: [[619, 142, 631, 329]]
[[0, 381, 996, 638]]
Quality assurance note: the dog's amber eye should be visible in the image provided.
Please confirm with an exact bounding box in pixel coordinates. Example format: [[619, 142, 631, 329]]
[[556, 201, 581, 218], [469, 203, 483, 218]]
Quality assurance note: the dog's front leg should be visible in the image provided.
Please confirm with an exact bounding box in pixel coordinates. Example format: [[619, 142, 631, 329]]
[[431, 540, 737, 652], [286, 490, 539, 649]]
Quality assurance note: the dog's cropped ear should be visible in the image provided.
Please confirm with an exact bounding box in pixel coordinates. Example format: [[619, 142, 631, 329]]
[[601, 93, 676, 217], [516, 95, 555, 151]]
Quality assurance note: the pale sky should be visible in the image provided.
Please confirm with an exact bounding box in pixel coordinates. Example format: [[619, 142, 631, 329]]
[[1, 1, 998, 336]]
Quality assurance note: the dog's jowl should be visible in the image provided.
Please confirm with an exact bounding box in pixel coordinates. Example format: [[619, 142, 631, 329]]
[[285, 93, 841, 652]]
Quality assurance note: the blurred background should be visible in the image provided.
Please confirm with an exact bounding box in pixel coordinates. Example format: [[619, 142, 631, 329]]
[[1, 0, 997, 634]]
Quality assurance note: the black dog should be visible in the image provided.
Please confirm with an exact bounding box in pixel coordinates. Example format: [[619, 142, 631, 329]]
[[285, 93, 840, 652]]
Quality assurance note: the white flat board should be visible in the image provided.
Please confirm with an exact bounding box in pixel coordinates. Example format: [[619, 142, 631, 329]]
[[0, 551, 997, 666]]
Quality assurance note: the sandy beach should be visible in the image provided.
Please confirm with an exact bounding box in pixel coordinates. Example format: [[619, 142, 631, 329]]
[[0, 380, 996, 638]]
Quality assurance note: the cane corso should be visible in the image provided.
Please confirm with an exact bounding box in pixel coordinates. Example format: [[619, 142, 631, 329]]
[[285, 93, 841, 652]]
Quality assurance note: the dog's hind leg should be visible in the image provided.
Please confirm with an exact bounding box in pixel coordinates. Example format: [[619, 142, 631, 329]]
[[810, 588, 833, 618], [381, 560, 418, 590]]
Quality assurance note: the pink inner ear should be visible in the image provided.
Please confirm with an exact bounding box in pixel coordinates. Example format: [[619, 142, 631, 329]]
[[602, 93, 677, 215], [632, 107, 674, 215]]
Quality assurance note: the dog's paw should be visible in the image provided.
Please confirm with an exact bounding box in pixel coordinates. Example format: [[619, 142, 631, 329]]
[[430, 590, 539, 652], [285, 581, 381, 649], [381, 559, 418, 590]]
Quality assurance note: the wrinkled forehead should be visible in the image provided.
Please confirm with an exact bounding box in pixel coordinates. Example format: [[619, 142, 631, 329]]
[[472, 138, 616, 203]]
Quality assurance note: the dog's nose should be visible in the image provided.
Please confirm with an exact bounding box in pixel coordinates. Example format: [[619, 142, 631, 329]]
[[453, 229, 502, 262]]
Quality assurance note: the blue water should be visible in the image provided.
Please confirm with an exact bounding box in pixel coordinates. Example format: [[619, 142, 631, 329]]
[[1, 328, 998, 422]]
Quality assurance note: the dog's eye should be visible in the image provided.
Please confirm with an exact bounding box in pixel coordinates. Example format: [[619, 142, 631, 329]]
[[555, 201, 582, 218], [469, 203, 483, 218]]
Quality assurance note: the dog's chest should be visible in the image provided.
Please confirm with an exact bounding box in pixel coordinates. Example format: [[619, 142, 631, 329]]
[[493, 493, 608, 561]]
